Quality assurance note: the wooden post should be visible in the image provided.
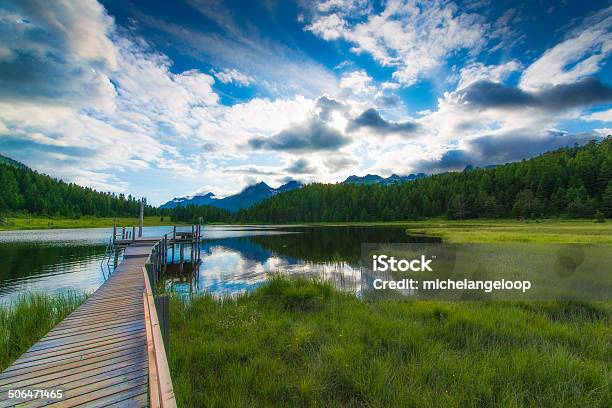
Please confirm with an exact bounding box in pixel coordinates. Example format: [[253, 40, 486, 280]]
[[132, 226, 136, 241], [171, 226, 176, 263], [198, 224, 202, 261], [112, 224, 117, 245], [195, 225, 199, 263], [179, 244, 184, 275], [155, 295, 170, 357], [162, 234, 167, 271], [151, 249, 155, 279], [139, 198, 145, 238], [190, 231, 194, 265], [122, 226, 126, 240], [113, 248, 119, 269]]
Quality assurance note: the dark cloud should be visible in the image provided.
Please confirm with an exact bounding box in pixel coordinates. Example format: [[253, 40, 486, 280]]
[[315, 96, 345, 121], [459, 78, 612, 111], [324, 155, 358, 173], [468, 130, 599, 163], [226, 166, 280, 176], [376, 94, 402, 108], [249, 119, 350, 152], [0, 1, 115, 104], [459, 81, 535, 107], [418, 130, 602, 173], [419, 149, 474, 173], [0, 135, 98, 161], [347, 108, 420, 136], [536, 79, 612, 110], [285, 158, 316, 174]]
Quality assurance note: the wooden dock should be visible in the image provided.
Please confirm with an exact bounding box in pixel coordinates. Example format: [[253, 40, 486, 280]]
[[0, 236, 179, 407]]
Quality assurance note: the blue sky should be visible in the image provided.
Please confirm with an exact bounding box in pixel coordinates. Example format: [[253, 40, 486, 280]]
[[0, 0, 610, 205]]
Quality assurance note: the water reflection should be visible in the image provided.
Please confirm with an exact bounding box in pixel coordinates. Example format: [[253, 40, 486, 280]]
[[0, 225, 438, 304], [0, 242, 106, 304], [0, 226, 203, 304], [167, 226, 437, 297]]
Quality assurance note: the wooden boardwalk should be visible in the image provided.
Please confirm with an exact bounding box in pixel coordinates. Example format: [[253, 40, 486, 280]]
[[0, 239, 168, 407]]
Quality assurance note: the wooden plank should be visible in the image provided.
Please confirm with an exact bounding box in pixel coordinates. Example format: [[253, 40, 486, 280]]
[[25, 323, 145, 354], [5, 333, 146, 368], [47, 314, 142, 336], [143, 266, 177, 408], [1, 338, 146, 375], [50, 313, 143, 332], [17, 367, 148, 408], [144, 292, 160, 408], [0, 235, 181, 407], [3, 359, 147, 397], [101, 391, 148, 408], [43, 319, 144, 342], [0, 347, 145, 387], [75, 385, 148, 408], [42, 375, 148, 408], [51, 312, 144, 330]]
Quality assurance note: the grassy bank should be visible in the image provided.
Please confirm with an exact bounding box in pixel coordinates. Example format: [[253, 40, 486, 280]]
[[0, 292, 87, 370], [169, 276, 611, 407], [0, 215, 187, 231], [401, 218, 612, 244], [1, 216, 610, 243], [290, 218, 612, 244]]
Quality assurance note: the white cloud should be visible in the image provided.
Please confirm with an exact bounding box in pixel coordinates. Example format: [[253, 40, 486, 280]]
[[213, 68, 253, 86], [582, 109, 612, 122], [593, 127, 612, 136], [520, 6, 612, 91], [457, 60, 522, 89], [0, 0, 609, 203], [306, 0, 488, 86], [339, 70, 375, 95], [0, 0, 314, 197], [137, 12, 340, 99], [306, 13, 346, 40]]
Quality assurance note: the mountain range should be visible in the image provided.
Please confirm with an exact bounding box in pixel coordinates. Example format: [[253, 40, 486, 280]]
[[160, 180, 303, 212], [161, 173, 428, 212], [342, 173, 426, 185]]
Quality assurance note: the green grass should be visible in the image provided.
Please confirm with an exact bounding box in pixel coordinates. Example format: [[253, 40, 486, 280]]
[[0, 292, 87, 370], [0, 215, 187, 230], [401, 219, 612, 244], [285, 218, 612, 244], [2, 216, 609, 243], [169, 276, 611, 407]]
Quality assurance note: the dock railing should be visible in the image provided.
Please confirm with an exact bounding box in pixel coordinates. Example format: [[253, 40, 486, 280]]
[[112, 224, 137, 244], [141, 224, 202, 407], [143, 260, 176, 408]]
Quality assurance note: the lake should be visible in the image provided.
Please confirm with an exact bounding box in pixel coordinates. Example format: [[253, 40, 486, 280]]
[[0, 225, 431, 304]]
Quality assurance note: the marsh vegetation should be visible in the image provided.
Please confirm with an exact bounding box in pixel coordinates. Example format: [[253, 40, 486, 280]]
[[169, 276, 610, 407], [0, 292, 86, 371]]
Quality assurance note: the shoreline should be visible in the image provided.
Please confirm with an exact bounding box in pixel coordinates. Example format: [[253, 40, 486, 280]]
[[0, 215, 190, 231], [1, 217, 609, 244]]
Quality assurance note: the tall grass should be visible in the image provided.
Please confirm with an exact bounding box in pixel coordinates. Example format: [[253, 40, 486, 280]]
[[169, 276, 611, 407], [0, 292, 87, 370]]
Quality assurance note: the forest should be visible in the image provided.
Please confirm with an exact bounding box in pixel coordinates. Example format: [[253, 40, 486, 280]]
[[0, 161, 156, 218], [236, 137, 612, 223], [1, 137, 610, 223]]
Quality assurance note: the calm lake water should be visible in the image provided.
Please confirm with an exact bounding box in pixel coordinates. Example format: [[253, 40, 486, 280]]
[[0, 225, 429, 304]]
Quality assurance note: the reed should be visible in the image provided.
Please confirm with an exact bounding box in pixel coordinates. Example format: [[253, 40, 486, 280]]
[[0, 292, 87, 371], [168, 276, 610, 407]]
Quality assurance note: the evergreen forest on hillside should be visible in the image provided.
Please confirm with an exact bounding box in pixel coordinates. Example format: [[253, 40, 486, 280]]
[[2, 137, 610, 223], [236, 138, 612, 223], [0, 161, 154, 218]]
